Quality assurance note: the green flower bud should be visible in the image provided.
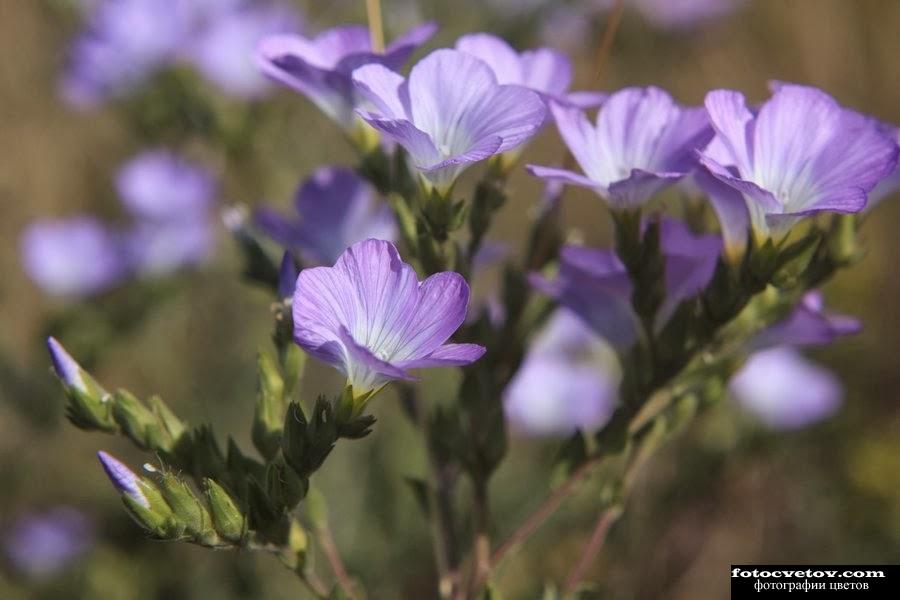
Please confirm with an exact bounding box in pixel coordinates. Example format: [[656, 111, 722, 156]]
[[158, 471, 214, 542], [48, 337, 116, 432], [253, 351, 285, 461], [112, 390, 158, 450], [204, 479, 245, 543]]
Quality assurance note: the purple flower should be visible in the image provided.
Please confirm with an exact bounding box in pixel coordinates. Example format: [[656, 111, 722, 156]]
[[116, 150, 217, 275], [47, 337, 87, 393], [527, 87, 713, 209], [453, 33, 604, 108], [697, 84, 898, 246], [531, 219, 721, 345], [278, 251, 299, 299], [2, 507, 92, 579], [751, 291, 860, 350], [256, 22, 437, 139], [60, 0, 192, 108], [866, 124, 900, 210], [504, 310, 617, 435], [292, 239, 485, 397], [21, 218, 126, 297], [633, 0, 744, 30], [352, 49, 547, 193], [97, 451, 148, 508], [255, 167, 396, 266], [730, 347, 842, 429], [188, 3, 302, 99], [116, 150, 215, 222]]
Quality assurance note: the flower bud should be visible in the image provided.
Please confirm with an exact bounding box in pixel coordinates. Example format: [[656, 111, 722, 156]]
[[111, 390, 159, 450], [203, 479, 244, 543], [277, 252, 298, 300], [47, 337, 115, 432], [157, 471, 215, 543], [97, 452, 181, 539], [253, 351, 285, 461]]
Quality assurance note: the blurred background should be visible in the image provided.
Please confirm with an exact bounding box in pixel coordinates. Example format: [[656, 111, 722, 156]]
[[2, 0, 900, 598]]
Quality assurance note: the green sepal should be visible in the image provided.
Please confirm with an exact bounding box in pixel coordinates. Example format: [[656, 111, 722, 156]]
[[203, 478, 245, 543], [112, 390, 159, 450]]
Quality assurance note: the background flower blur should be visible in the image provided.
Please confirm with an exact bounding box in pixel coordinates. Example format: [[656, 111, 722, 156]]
[[2, 1, 900, 598]]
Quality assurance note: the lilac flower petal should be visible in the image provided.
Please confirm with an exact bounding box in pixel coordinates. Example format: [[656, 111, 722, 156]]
[[606, 168, 685, 207], [293, 239, 481, 394], [116, 150, 215, 221], [351, 63, 408, 117], [97, 451, 148, 507], [47, 337, 86, 392], [521, 48, 572, 97], [730, 347, 842, 429], [751, 291, 861, 350], [526, 164, 604, 190], [562, 91, 608, 109], [697, 153, 781, 211], [703, 89, 755, 174], [397, 343, 487, 369], [694, 166, 749, 260], [454, 33, 523, 85], [382, 22, 439, 67], [356, 113, 443, 170]]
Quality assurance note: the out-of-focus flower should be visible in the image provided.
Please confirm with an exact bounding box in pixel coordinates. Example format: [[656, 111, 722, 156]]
[[697, 84, 898, 246], [97, 451, 149, 507], [61, 0, 303, 107], [2, 507, 92, 579], [527, 87, 712, 209], [751, 291, 861, 350], [633, 0, 745, 30], [256, 23, 437, 140], [188, 3, 301, 99], [352, 49, 547, 193], [117, 150, 216, 276], [531, 219, 721, 345], [454, 33, 604, 108], [504, 310, 617, 435], [21, 218, 126, 297], [730, 347, 842, 429], [255, 167, 396, 266], [292, 239, 485, 398], [61, 0, 191, 107]]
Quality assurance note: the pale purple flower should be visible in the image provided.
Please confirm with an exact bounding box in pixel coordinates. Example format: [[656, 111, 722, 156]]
[[116, 150, 215, 222], [697, 84, 898, 245], [730, 347, 842, 429], [633, 0, 744, 30], [866, 124, 900, 210], [527, 87, 713, 209], [504, 310, 617, 435], [116, 150, 217, 275], [188, 3, 301, 99], [352, 49, 547, 193], [2, 507, 92, 579], [61, 0, 192, 108], [454, 33, 604, 109], [255, 167, 396, 266], [21, 218, 126, 297], [292, 239, 485, 396], [256, 22, 437, 135], [97, 451, 148, 508], [531, 219, 721, 345], [751, 291, 860, 351]]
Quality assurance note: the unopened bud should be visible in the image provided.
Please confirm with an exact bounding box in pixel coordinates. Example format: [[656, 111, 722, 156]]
[[253, 352, 285, 461], [158, 471, 211, 540], [203, 479, 244, 543], [277, 252, 298, 300], [48, 337, 115, 431], [112, 390, 159, 450], [98, 452, 181, 538]]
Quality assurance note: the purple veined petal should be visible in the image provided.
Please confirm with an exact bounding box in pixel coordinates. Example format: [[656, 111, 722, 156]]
[[547, 101, 606, 183], [652, 106, 714, 173], [454, 33, 524, 85], [526, 164, 606, 191], [606, 168, 685, 208], [21, 218, 127, 297], [2, 507, 93, 579], [293, 239, 482, 395], [47, 337, 86, 392], [697, 153, 781, 219], [97, 451, 148, 507], [188, 3, 302, 99], [351, 63, 408, 117], [694, 158, 749, 260], [116, 150, 215, 222], [730, 347, 842, 430], [703, 89, 755, 175], [520, 48, 572, 97], [356, 113, 443, 171], [396, 343, 487, 369], [504, 355, 616, 435]]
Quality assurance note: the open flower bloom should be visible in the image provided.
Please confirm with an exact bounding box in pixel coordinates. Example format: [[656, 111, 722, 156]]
[[730, 347, 842, 429], [750, 291, 861, 350], [2, 507, 93, 579], [256, 23, 437, 138], [531, 219, 721, 346], [697, 84, 899, 245], [454, 32, 604, 108], [21, 218, 126, 297], [527, 87, 713, 209], [504, 310, 618, 435], [293, 239, 485, 397], [255, 167, 396, 266], [351, 49, 547, 193]]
